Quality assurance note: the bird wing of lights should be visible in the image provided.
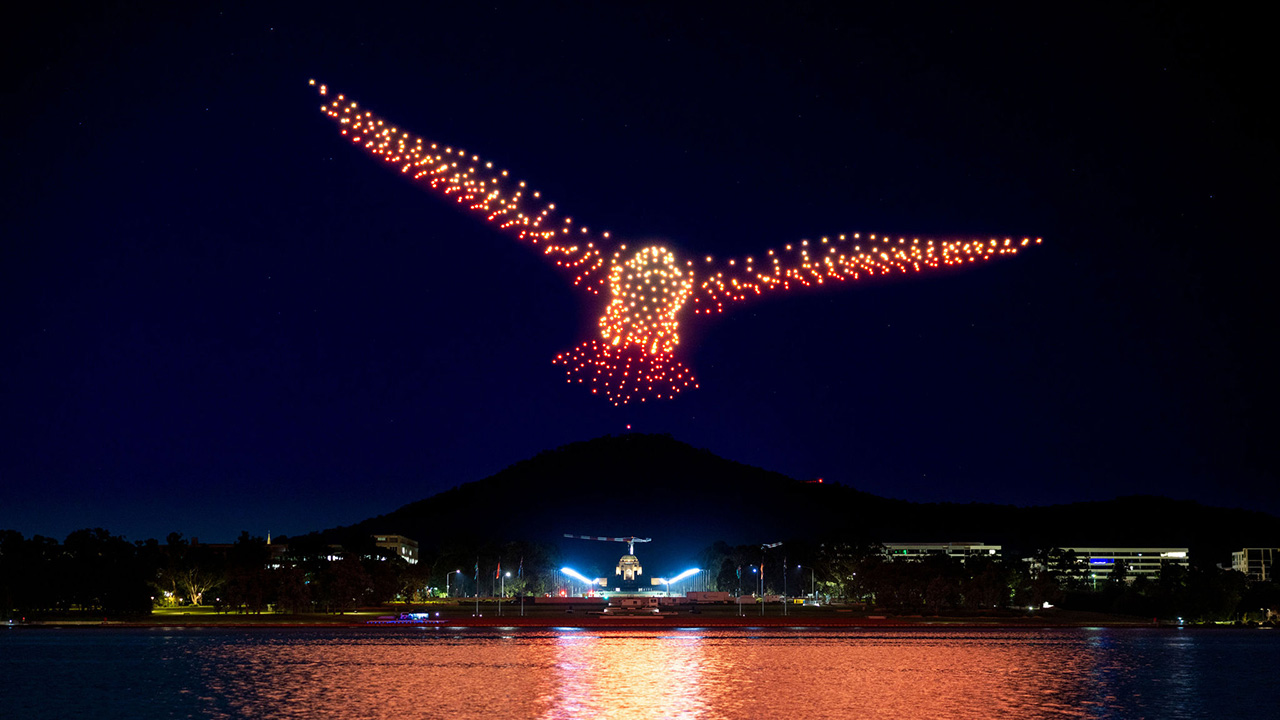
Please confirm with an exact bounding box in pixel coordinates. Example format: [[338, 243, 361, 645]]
[[689, 234, 1042, 315], [313, 81, 1042, 405], [312, 81, 609, 294]]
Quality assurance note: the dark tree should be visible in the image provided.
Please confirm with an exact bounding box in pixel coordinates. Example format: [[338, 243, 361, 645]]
[[319, 558, 373, 613], [274, 566, 312, 614]]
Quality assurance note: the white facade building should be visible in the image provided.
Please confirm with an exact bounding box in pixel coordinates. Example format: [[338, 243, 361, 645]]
[[882, 542, 1002, 561], [373, 534, 419, 564], [1058, 547, 1188, 582], [1231, 548, 1276, 581]]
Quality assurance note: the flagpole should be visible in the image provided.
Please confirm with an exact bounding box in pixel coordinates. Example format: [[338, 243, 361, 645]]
[[475, 557, 480, 616], [783, 554, 788, 617], [737, 565, 743, 617]]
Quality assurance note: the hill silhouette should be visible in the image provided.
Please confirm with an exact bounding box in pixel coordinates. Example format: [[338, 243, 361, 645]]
[[320, 434, 1280, 571]]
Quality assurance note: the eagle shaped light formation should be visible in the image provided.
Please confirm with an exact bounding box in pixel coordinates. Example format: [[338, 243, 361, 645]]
[[312, 81, 1040, 405]]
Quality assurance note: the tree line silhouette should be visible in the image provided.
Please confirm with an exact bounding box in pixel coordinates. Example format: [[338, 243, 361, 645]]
[[0, 528, 559, 617], [699, 540, 1279, 623], [3, 527, 1277, 623]]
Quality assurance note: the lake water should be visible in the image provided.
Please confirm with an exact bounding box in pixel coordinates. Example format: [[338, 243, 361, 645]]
[[1, 627, 1277, 719]]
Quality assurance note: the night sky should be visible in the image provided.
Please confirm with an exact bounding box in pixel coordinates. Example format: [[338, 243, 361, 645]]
[[3, 3, 1274, 543]]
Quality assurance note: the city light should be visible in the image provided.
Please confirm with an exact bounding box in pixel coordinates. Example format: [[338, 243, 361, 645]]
[[560, 567, 597, 586], [314, 81, 1040, 404], [667, 568, 700, 584]]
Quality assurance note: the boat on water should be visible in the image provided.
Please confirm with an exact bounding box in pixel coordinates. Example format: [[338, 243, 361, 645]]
[[366, 612, 447, 626]]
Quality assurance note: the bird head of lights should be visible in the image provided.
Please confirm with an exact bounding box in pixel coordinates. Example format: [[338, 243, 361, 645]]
[[601, 246, 691, 356]]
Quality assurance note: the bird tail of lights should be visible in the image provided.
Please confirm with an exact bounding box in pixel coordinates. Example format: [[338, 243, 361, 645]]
[[553, 340, 696, 406], [312, 80, 1041, 405]]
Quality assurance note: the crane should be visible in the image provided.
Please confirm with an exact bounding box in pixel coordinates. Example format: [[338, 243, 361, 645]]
[[564, 534, 653, 582], [564, 534, 652, 555]]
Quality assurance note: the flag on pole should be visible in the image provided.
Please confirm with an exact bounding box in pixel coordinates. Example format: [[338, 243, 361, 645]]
[[496, 561, 501, 580], [474, 560, 479, 581], [518, 557, 523, 578]]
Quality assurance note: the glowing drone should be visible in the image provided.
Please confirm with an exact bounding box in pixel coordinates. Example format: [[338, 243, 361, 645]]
[[312, 81, 1039, 404]]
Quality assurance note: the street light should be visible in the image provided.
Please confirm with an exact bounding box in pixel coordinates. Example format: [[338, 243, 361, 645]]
[[761, 542, 781, 617], [500, 571, 511, 616], [796, 565, 816, 601], [446, 569, 462, 598], [748, 565, 761, 616], [752, 563, 762, 614]]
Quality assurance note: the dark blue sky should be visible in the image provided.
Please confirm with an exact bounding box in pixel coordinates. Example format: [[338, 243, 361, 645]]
[[3, 2, 1274, 542]]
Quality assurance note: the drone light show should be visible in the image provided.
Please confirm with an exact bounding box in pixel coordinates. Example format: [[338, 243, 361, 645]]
[[313, 81, 1040, 404]]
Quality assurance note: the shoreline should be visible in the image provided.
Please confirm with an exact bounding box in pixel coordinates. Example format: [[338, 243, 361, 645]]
[[13, 615, 1173, 630]]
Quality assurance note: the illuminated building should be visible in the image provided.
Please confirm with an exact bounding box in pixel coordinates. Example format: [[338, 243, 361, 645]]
[[1231, 548, 1277, 581], [373, 534, 419, 564], [563, 534, 650, 590], [1052, 547, 1189, 582], [616, 554, 643, 582], [882, 542, 1002, 561], [561, 535, 698, 597], [311, 80, 1040, 404]]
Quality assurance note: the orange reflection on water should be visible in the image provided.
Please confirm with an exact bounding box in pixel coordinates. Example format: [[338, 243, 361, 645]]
[[193, 628, 1159, 719], [546, 630, 709, 719], [200, 629, 562, 718]]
